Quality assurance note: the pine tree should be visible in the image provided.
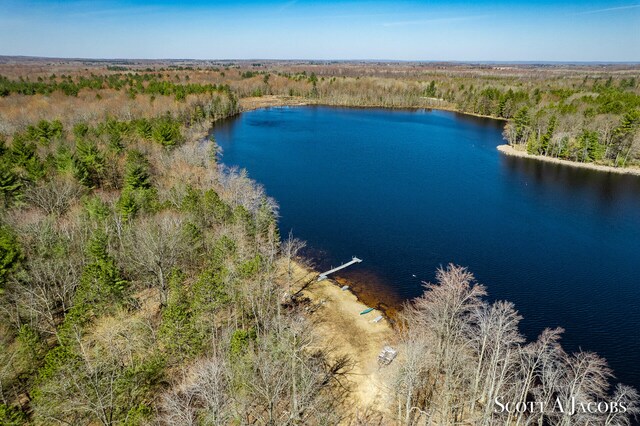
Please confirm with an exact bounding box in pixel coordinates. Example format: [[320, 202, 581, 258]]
[[0, 226, 21, 290], [0, 162, 22, 206], [514, 107, 530, 144]]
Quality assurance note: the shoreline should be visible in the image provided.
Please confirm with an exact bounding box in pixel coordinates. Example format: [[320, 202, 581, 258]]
[[286, 260, 398, 331], [329, 274, 402, 324], [217, 102, 640, 419], [498, 144, 640, 176], [280, 260, 397, 421], [238, 95, 508, 121]]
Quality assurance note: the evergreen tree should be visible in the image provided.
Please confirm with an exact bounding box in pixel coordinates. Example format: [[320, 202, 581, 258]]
[[0, 226, 21, 290], [0, 161, 22, 206], [73, 139, 104, 188], [514, 107, 530, 144], [539, 116, 557, 155], [123, 150, 152, 191], [152, 117, 183, 148]]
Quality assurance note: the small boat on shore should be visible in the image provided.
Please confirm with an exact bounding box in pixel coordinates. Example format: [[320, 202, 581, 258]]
[[372, 315, 383, 323], [341, 285, 350, 291], [360, 307, 374, 315]]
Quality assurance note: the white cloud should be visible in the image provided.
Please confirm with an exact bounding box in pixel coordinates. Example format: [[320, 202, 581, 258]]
[[575, 4, 640, 15]]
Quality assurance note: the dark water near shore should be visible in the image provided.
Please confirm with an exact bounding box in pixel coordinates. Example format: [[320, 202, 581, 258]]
[[213, 106, 640, 391]]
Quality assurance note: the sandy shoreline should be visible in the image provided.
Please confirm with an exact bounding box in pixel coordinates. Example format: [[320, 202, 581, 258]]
[[498, 144, 640, 176], [278, 260, 397, 422]]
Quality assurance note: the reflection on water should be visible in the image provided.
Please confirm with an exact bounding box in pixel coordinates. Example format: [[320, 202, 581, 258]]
[[502, 155, 640, 201]]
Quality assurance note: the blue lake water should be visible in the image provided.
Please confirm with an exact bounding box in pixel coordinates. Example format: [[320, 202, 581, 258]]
[[213, 106, 640, 391]]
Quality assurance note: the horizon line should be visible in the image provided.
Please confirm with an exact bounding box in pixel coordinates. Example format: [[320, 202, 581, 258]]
[[2, 55, 640, 66]]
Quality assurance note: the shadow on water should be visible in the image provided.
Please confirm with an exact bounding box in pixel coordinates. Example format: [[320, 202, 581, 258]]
[[502, 155, 640, 201]]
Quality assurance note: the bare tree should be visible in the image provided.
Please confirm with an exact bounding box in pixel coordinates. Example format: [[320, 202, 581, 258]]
[[7, 256, 81, 337], [392, 265, 639, 426], [1, 215, 84, 337], [281, 230, 306, 289], [217, 165, 266, 213], [469, 300, 524, 424], [160, 312, 342, 426], [510, 327, 564, 426], [408, 264, 486, 360], [123, 212, 190, 305], [392, 328, 432, 425], [32, 311, 157, 426], [160, 354, 232, 426], [24, 176, 84, 216], [605, 384, 640, 426], [555, 351, 613, 426], [396, 264, 486, 424], [243, 314, 340, 425]]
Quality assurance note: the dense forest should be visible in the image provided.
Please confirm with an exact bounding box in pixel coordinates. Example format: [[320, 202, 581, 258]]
[[1, 60, 639, 424], [0, 92, 349, 424]]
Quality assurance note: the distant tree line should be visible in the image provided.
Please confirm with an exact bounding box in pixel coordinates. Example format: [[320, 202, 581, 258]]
[[0, 73, 231, 101], [4, 65, 639, 167]]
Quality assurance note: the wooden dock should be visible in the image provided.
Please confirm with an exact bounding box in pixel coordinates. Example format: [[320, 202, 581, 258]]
[[318, 257, 362, 281]]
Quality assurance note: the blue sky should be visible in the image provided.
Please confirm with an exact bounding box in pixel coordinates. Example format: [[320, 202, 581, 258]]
[[1, 0, 639, 61]]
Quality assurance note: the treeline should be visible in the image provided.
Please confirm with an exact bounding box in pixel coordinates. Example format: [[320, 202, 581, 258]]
[[392, 264, 639, 425], [0, 73, 231, 101]]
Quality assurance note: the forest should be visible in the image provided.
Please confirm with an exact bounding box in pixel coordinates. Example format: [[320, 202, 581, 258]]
[[2, 60, 639, 168], [0, 89, 349, 425], [0, 59, 639, 425]]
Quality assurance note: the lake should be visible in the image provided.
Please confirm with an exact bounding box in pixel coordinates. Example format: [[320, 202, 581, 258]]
[[213, 105, 640, 391]]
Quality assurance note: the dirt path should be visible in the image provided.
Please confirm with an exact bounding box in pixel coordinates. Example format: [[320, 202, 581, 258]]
[[280, 261, 397, 423]]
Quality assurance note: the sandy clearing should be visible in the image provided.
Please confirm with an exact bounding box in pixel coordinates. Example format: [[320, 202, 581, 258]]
[[278, 261, 398, 424]]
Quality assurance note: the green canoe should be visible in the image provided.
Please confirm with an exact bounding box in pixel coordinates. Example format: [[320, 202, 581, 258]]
[[360, 307, 374, 315]]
